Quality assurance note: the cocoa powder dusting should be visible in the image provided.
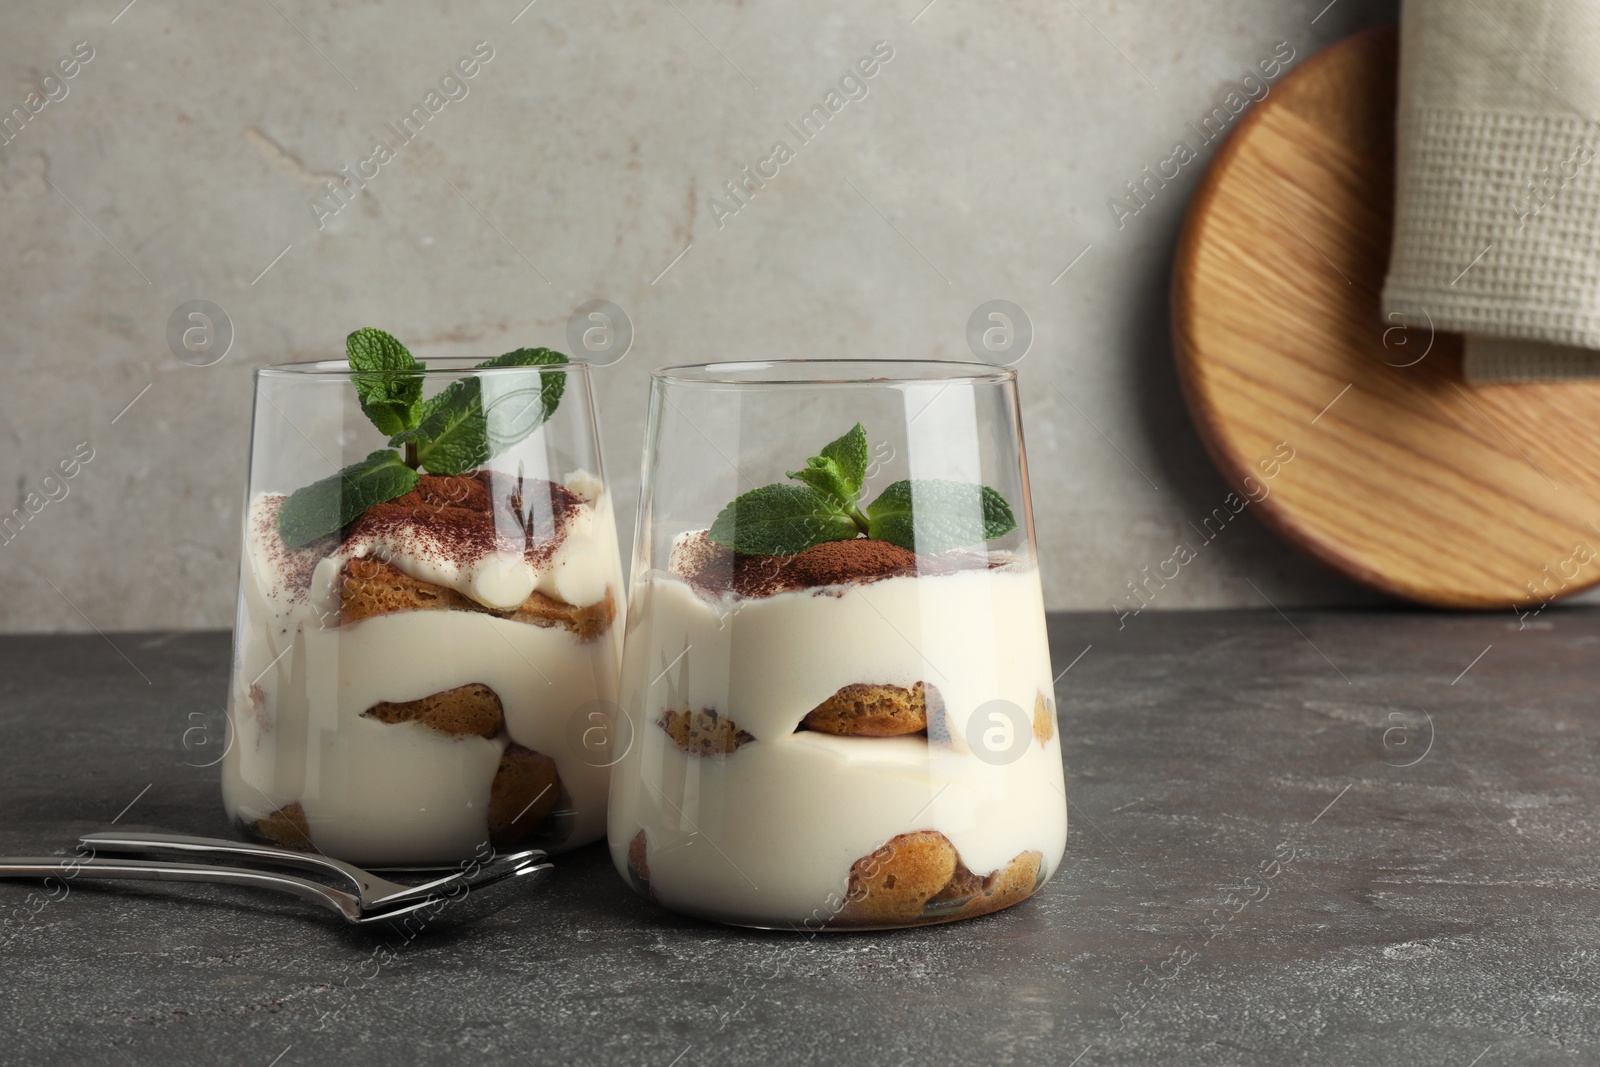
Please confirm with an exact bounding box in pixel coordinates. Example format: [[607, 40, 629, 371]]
[[343, 472, 582, 569], [771, 539, 918, 592], [672, 531, 922, 598], [253, 495, 330, 601], [408, 473, 494, 514], [259, 473, 583, 598]]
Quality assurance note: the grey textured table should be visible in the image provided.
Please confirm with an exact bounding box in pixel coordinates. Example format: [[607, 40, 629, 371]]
[[1, 610, 1596, 1066]]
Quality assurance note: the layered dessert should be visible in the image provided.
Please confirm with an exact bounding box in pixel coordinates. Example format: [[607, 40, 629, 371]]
[[224, 331, 623, 867], [608, 532, 1066, 928], [224, 470, 623, 866]]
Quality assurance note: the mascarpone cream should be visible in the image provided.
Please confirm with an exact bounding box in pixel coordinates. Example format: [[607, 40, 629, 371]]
[[607, 535, 1065, 927]]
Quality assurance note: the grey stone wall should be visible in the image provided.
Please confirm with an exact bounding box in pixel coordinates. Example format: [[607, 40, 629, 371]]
[[0, 0, 1397, 631]]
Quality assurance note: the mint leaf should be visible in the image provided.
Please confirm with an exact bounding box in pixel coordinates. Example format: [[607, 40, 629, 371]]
[[788, 458, 856, 508], [477, 348, 567, 453], [819, 423, 868, 493], [478, 347, 567, 371], [705, 424, 1018, 557], [787, 423, 868, 508], [390, 377, 489, 476], [275, 449, 419, 548], [347, 328, 424, 435], [865, 479, 1017, 553], [707, 484, 860, 555], [389, 349, 570, 475]]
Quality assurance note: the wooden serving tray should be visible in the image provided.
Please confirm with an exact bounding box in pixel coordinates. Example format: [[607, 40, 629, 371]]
[[1172, 23, 1600, 610]]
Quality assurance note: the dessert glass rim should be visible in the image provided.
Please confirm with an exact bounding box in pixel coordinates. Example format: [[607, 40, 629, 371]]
[[256, 356, 588, 379], [651, 359, 1016, 387]]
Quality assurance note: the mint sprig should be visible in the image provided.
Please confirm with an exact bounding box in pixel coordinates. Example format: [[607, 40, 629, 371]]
[[392, 348, 567, 474], [706, 423, 1019, 556], [273, 332, 571, 546], [389, 376, 486, 476]]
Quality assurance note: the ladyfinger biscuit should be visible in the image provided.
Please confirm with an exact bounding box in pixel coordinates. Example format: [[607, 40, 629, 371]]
[[835, 830, 959, 926], [363, 682, 504, 738], [487, 744, 561, 848], [800, 682, 939, 737], [253, 801, 313, 851], [657, 709, 755, 755]]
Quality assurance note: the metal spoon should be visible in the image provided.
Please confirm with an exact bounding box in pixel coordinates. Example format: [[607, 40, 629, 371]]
[[80, 831, 544, 911], [0, 852, 551, 926]]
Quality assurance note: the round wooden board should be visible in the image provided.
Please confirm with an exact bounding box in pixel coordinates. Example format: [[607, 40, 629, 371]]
[[1173, 24, 1600, 611]]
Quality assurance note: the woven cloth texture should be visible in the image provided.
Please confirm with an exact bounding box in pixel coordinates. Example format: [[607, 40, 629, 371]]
[[1382, 0, 1600, 381]]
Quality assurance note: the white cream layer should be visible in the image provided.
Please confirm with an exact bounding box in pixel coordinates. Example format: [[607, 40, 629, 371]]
[[224, 475, 624, 866], [606, 563, 1067, 926]]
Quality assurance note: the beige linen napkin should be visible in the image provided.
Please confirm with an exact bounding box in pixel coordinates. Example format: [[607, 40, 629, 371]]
[[1383, 0, 1600, 381]]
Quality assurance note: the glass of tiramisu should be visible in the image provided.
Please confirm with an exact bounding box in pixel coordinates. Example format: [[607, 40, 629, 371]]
[[222, 330, 625, 867], [609, 360, 1066, 929]]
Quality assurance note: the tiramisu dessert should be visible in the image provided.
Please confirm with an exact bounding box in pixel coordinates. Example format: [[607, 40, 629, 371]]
[[609, 423, 1066, 928], [223, 330, 624, 867]]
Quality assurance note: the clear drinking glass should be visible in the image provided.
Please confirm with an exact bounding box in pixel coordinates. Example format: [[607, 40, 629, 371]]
[[608, 360, 1066, 929], [223, 357, 625, 867]]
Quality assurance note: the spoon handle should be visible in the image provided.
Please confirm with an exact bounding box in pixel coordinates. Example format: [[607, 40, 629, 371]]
[[81, 831, 383, 897], [0, 855, 361, 921]]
